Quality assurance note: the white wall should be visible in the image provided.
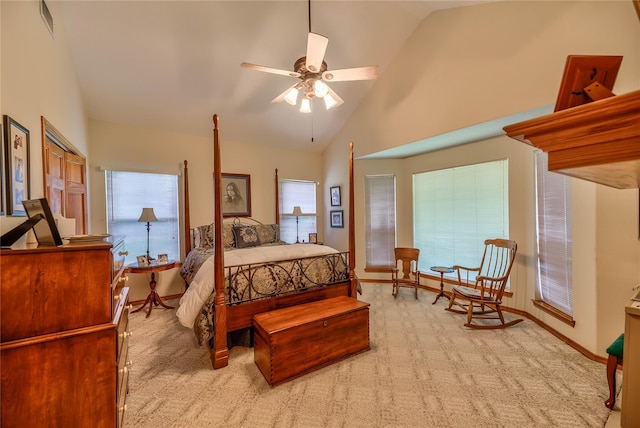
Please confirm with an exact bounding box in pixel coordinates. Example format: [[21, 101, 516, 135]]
[[324, 0, 640, 357], [1, 0, 88, 241]]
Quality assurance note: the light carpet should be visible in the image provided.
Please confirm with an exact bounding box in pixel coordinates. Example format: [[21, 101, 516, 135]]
[[123, 283, 617, 428]]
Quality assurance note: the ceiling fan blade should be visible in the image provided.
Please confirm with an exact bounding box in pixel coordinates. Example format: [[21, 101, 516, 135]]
[[322, 66, 379, 82], [241, 62, 301, 78], [271, 82, 301, 104], [305, 32, 329, 73]]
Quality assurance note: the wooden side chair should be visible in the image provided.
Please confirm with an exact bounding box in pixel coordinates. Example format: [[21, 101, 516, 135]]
[[391, 247, 420, 299], [446, 238, 522, 329]]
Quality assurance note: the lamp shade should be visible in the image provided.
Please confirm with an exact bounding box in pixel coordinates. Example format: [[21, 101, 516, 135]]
[[292, 206, 303, 216], [299, 98, 311, 113], [138, 207, 158, 223]]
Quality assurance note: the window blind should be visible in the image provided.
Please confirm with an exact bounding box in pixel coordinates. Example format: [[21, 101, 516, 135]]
[[364, 175, 396, 268], [535, 151, 573, 315], [278, 179, 317, 243], [106, 170, 180, 263], [413, 160, 509, 277]]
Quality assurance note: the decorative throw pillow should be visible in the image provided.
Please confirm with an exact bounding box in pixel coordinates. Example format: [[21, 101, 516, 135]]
[[233, 225, 262, 249], [255, 224, 279, 244], [222, 224, 236, 248], [195, 224, 214, 248]]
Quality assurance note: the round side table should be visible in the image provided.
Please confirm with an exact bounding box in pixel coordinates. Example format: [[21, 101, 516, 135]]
[[126, 260, 177, 318], [430, 266, 453, 305]]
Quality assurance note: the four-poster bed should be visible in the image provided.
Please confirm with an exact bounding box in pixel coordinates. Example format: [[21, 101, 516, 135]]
[[177, 114, 358, 369]]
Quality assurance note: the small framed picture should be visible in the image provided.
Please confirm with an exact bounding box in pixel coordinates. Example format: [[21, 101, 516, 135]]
[[330, 210, 344, 228], [330, 185, 341, 207], [136, 255, 148, 266], [309, 233, 317, 244], [157, 253, 168, 264], [3, 115, 30, 216]]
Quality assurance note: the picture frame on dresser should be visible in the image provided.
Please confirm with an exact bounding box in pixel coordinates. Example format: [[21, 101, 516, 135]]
[[22, 198, 63, 246], [3, 115, 30, 216]]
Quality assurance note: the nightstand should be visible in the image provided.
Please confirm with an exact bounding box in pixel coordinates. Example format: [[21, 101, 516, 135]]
[[126, 260, 176, 318]]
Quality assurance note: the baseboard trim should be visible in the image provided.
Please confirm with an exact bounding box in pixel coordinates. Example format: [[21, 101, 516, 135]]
[[129, 293, 183, 307]]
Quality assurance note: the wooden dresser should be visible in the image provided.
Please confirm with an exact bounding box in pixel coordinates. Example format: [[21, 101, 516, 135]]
[[622, 299, 640, 426], [0, 236, 130, 428]]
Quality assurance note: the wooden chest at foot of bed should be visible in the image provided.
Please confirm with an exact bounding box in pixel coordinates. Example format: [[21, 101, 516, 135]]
[[253, 296, 370, 386]]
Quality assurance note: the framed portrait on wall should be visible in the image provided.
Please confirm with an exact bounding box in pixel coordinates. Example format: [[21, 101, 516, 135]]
[[330, 210, 344, 228], [3, 115, 30, 216], [330, 185, 341, 207], [222, 173, 251, 217]]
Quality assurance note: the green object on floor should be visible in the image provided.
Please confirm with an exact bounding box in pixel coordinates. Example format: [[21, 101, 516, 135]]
[[606, 333, 624, 357]]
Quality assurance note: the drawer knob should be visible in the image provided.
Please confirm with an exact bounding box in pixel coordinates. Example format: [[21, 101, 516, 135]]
[[126, 304, 133, 311], [114, 294, 121, 301], [126, 360, 133, 368], [323, 320, 328, 327], [119, 366, 129, 375], [119, 331, 133, 339], [119, 251, 129, 256], [119, 404, 127, 413]]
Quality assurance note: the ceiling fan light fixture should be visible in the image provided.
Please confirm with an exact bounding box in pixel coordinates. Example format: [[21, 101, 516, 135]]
[[314, 79, 329, 98], [284, 87, 299, 105], [324, 93, 338, 110], [300, 97, 312, 113]]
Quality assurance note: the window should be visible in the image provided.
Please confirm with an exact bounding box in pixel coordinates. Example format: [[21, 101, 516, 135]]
[[364, 175, 396, 268], [106, 171, 180, 264], [278, 179, 317, 243], [413, 159, 509, 278], [534, 151, 573, 316]]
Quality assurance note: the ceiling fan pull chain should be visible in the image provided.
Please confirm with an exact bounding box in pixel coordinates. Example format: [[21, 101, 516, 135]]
[[308, 0, 312, 33]]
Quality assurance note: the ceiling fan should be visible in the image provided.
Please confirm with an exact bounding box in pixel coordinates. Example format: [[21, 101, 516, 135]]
[[240, 1, 379, 113]]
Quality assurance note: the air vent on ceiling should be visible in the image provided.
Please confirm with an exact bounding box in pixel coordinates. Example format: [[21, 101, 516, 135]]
[[40, 0, 54, 38]]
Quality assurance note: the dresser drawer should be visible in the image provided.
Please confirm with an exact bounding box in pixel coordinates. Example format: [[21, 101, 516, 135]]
[[114, 286, 130, 427], [111, 238, 127, 317], [111, 238, 127, 284], [115, 288, 130, 360], [117, 366, 129, 428], [117, 343, 130, 403]]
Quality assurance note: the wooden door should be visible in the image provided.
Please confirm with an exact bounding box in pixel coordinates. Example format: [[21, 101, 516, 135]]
[[64, 152, 88, 235], [44, 141, 65, 215], [41, 117, 88, 235]]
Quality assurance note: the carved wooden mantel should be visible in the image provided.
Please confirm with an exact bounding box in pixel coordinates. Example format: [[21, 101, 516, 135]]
[[503, 89, 640, 189]]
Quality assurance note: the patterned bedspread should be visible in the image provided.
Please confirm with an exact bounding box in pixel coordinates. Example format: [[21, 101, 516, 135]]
[[180, 247, 214, 285], [176, 243, 350, 346]]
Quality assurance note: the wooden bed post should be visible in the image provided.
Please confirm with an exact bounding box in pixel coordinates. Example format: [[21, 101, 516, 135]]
[[348, 142, 357, 298], [275, 168, 280, 226], [211, 114, 229, 369], [183, 160, 191, 257]]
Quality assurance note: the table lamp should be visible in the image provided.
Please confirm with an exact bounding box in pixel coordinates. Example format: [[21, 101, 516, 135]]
[[138, 207, 158, 262], [292, 206, 303, 243]]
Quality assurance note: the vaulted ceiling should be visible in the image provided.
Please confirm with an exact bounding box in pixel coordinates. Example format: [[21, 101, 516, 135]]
[[56, 1, 488, 153]]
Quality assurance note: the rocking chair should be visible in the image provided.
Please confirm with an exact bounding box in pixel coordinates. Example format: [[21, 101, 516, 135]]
[[446, 238, 522, 329]]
